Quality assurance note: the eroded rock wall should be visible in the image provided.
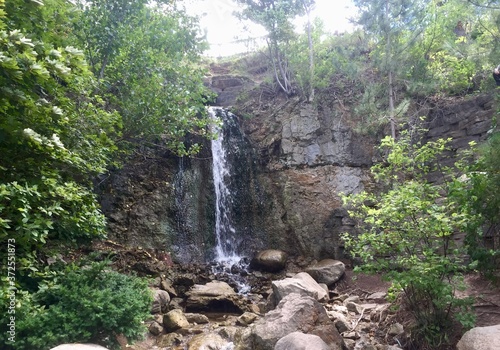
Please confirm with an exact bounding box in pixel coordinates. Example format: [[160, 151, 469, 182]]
[[233, 97, 376, 259], [98, 74, 495, 262]]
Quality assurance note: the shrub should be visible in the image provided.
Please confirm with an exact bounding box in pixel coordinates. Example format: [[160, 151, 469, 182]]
[[1, 261, 152, 350], [342, 129, 476, 348]]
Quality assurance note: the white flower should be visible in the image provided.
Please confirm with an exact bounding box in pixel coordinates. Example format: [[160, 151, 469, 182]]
[[51, 134, 65, 149], [52, 106, 64, 115], [23, 128, 43, 143]]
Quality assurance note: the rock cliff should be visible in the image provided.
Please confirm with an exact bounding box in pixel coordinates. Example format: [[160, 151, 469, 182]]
[[98, 64, 495, 262]]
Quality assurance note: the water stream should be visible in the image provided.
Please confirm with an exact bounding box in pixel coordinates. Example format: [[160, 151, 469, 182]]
[[209, 107, 250, 293]]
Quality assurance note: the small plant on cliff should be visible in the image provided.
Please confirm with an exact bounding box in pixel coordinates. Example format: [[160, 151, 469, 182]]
[[342, 129, 476, 349]]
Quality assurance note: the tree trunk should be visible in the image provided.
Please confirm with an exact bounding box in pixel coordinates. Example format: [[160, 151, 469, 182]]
[[305, 3, 314, 102], [386, 0, 396, 139]]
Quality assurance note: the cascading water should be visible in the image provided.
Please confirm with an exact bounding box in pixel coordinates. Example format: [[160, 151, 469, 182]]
[[209, 107, 250, 293]]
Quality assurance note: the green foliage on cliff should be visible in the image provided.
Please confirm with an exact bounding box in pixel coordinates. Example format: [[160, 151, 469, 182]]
[[342, 130, 477, 348]]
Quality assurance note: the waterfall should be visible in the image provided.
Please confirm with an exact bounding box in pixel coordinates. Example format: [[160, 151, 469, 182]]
[[209, 107, 250, 293], [209, 107, 240, 263]]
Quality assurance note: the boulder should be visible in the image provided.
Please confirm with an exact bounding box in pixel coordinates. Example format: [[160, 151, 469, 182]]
[[188, 281, 236, 296], [237, 312, 259, 326], [274, 331, 331, 350], [272, 272, 328, 304], [163, 309, 189, 332], [151, 289, 171, 314], [251, 250, 287, 272], [457, 324, 500, 350], [185, 313, 210, 324], [305, 259, 345, 286], [187, 332, 230, 350], [236, 293, 345, 350], [148, 321, 164, 335], [327, 311, 350, 333], [50, 346, 108, 350], [185, 281, 244, 314], [157, 333, 183, 348]]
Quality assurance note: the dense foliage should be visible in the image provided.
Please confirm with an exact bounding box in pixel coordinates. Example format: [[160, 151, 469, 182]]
[[0, 0, 499, 348], [0, 0, 210, 347], [342, 131, 477, 348], [6, 261, 152, 350], [74, 0, 214, 155]]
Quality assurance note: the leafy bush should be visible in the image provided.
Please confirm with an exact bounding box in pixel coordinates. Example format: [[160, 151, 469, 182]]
[[1, 261, 152, 350], [453, 130, 500, 275], [342, 130, 476, 348]]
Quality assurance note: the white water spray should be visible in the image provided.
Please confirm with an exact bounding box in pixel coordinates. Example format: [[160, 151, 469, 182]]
[[209, 107, 250, 293], [210, 107, 239, 263]]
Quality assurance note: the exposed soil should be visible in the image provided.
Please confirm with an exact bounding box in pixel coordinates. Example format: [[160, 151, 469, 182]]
[[462, 273, 500, 327]]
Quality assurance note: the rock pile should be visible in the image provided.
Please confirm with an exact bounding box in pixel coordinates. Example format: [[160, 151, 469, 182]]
[[121, 255, 412, 350]]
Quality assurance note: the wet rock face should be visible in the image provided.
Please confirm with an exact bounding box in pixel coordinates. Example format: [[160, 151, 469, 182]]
[[98, 144, 215, 264]]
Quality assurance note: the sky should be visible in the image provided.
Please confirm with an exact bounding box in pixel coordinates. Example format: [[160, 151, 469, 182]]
[[183, 0, 357, 57]]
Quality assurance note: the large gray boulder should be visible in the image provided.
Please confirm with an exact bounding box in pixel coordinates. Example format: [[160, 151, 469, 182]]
[[251, 249, 288, 272], [50, 345, 108, 350], [305, 259, 345, 286], [185, 281, 244, 314], [457, 324, 500, 350], [236, 293, 345, 350], [272, 272, 328, 304], [274, 331, 332, 350]]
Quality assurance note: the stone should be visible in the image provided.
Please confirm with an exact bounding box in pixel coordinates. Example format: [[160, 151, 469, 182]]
[[169, 297, 185, 310], [163, 309, 189, 332], [274, 331, 331, 350], [327, 310, 350, 333], [272, 272, 328, 304], [50, 346, 108, 350], [344, 295, 361, 304], [151, 289, 171, 314], [187, 332, 229, 350], [237, 312, 259, 326], [251, 249, 288, 272], [148, 321, 164, 335], [457, 324, 500, 350], [236, 293, 345, 350], [354, 340, 377, 350], [188, 281, 236, 296], [160, 279, 178, 297], [335, 318, 350, 333], [366, 292, 387, 302], [185, 281, 244, 314], [156, 333, 183, 347], [305, 259, 346, 286], [185, 313, 210, 324], [345, 301, 362, 315], [342, 331, 360, 340], [344, 339, 356, 350], [387, 323, 404, 336]]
